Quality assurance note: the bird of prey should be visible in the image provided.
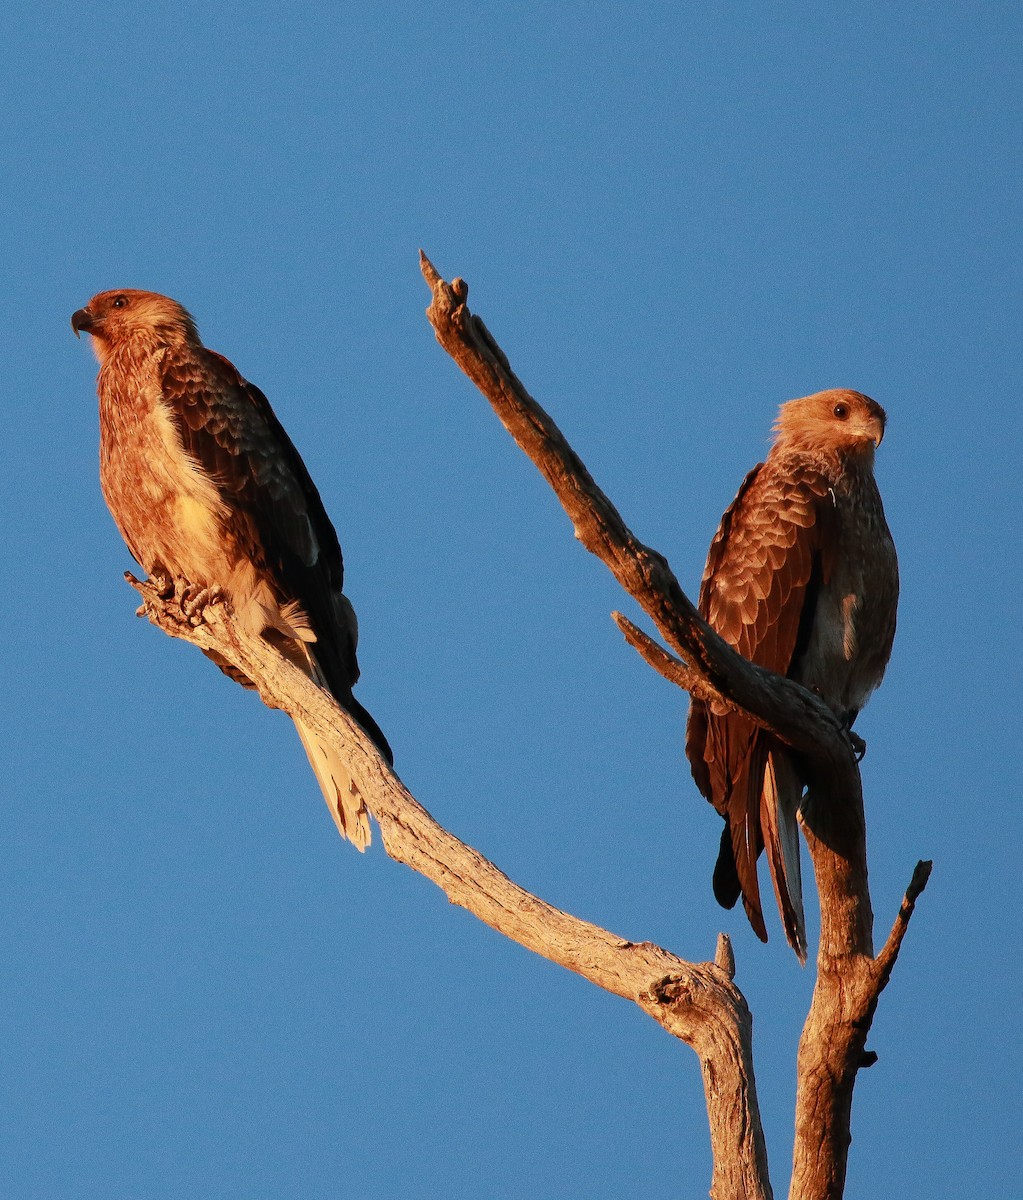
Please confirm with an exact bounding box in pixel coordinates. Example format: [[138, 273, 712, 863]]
[[685, 390, 898, 961], [72, 289, 392, 848]]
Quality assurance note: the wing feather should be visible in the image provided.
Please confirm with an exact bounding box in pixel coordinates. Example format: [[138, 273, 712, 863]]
[[686, 456, 832, 948], [159, 346, 362, 703]]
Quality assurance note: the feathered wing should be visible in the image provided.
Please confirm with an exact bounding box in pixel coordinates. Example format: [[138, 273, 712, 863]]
[[160, 345, 392, 847], [685, 458, 834, 959]]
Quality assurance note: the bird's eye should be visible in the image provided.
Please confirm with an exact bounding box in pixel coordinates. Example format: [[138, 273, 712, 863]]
[[112, 295, 128, 309], [833, 403, 849, 419]]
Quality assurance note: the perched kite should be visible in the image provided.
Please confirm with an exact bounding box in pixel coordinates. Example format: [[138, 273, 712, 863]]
[[72, 289, 392, 848], [685, 390, 898, 960]]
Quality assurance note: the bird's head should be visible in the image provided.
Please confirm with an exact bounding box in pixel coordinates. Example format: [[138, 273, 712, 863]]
[[72, 290, 198, 362], [772, 389, 887, 457]]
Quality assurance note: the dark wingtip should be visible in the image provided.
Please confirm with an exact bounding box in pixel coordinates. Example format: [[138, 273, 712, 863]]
[[712, 825, 742, 909], [349, 698, 393, 766]]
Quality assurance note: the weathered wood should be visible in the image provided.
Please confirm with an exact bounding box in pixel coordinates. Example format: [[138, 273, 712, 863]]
[[129, 573, 772, 1200], [115, 256, 928, 1199], [418, 253, 930, 1200], [788, 858, 931, 1200]]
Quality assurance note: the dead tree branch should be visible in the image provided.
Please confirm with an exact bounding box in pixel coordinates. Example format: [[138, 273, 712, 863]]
[[418, 255, 855, 791], [128, 573, 772, 1200], [419, 253, 930, 1200]]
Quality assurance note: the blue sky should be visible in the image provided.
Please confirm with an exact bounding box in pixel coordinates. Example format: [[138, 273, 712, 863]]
[[2, 3, 1020, 1197]]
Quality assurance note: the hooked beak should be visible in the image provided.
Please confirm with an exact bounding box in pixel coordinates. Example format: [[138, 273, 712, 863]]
[[71, 308, 95, 338], [869, 414, 885, 447]]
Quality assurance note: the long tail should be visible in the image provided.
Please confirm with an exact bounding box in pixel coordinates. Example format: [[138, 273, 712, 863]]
[[273, 628, 392, 850], [294, 717, 373, 850], [713, 742, 770, 944], [760, 750, 807, 962]]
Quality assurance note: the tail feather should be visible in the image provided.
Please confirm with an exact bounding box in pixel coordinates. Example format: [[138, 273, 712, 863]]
[[720, 746, 770, 943], [761, 750, 807, 962], [294, 717, 372, 850], [286, 644, 391, 848]]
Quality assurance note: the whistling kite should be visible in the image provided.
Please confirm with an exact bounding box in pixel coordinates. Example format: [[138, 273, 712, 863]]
[[73, 289, 391, 847], [685, 390, 897, 960]]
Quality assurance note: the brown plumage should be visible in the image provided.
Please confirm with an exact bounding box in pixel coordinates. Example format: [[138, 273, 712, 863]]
[[685, 389, 898, 961], [72, 289, 392, 848]]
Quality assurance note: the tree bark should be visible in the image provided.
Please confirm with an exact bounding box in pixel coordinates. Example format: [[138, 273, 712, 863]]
[[129, 574, 772, 1200], [417, 253, 930, 1200], [116, 254, 929, 1199]]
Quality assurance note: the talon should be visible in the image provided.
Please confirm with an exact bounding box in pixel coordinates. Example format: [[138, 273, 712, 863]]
[[178, 583, 223, 622], [848, 730, 867, 761], [149, 571, 174, 599]]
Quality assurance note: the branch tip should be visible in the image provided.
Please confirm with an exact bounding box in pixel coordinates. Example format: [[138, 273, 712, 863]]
[[418, 249, 439, 286], [906, 859, 933, 904], [874, 858, 933, 984], [715, 933, 736, 980]]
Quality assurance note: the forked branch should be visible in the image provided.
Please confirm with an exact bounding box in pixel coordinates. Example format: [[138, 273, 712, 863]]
[[113, 257, 928, 1200], [419, 253, 930, 1200], [418, 253, 856, 793]]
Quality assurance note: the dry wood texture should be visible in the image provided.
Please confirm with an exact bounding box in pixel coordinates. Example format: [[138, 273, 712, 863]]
[[417, 254, 930, 1200], [129, 573, 771, 1200], [120, 256, 929, 1199]]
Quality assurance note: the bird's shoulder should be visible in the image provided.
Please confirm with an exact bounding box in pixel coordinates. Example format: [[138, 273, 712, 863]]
[[157, 342, 344, 582], [161, 346, 277, 454], [699, 453, 837, 666]]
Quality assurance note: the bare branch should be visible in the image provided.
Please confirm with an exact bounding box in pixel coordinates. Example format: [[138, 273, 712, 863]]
[[789, 861, 932, 1200], [420, 254, 930, 1200], [108, 257, 930, 1200], [128, 574, 772, 1200], [875, 859, 933, 986], [419, 252, 856, 791], [418, 251, 869, 907], [612, 611, 741, 713]]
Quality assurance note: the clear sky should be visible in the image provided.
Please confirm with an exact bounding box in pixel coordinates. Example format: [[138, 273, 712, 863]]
[[3, 3, 1020, 1197]]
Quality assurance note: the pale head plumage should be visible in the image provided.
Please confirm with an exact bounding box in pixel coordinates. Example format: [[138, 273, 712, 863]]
[[71, 289, 199, 364], [772, 389, 886, 457]]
